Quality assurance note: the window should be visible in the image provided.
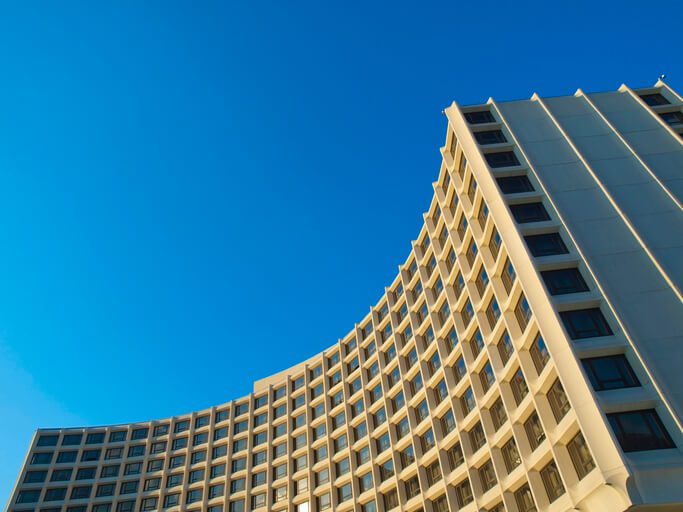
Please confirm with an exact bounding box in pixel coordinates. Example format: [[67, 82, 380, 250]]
[[153, 424, 169, 436], [85, 432, 105, 444], [515, 484, 536, 512], [16, 490, 41, 503], [355, 470, 372, 492], [56, 450, 77, 463], [525, 411, 546, 450], [540, 460, 565, 502], [474, 129, 507, 145], [51, 468, 72, 481], [639, 92, 670, 106], [475, 267, 489, 296], [542, 268, 589, 295], [169, 454, 186, 468], [131, 427, 148, 440], [141, 498, 157, 511], [501, 258, 516, 293], [567, 432, 596, 479], [438, 409, 456, 436], [582, 354, 640, 391], [95, 484, 116, 498], [105, 447, 122, 460], [101, 464, 120, 477], [607, 409, 674, 452], [485, 151, 520, 168], [116, 501, 134, 512], [44, 488, 67, 501], [383, 489, 399, 509], [659, 111, 683, 125], [318, 493, 331, 510], [63, 433, 83, 445], [189, 468, 205, 483], [81, 449, 100, 462], [187, 489, 203, 504], [454, 479, 474, 507], [164, 494, 180, 508], [31, 451, 53, 464], [274, 486, 288, 503], [338, 483, 353, 502], [432, 495, 448, 512], [486, 297, 501, 328], [421, 428, 436, 452], [446, 443, 465, 471], [469, 422, 486, 451], [560, 308, 613, 339], [400, 445, 415, 468], [128, 444, 145, 457], [215, 409, 229, 423], [251, 493, 266, 509], [24, 470, 47, 483], [529, 334, 549, 374], [380, 460, 395, 481], [510, 367, 529, 405], [405, 475, 420, 499], [514, 295, 532, 331], [479, 460, 497, 491], [490, 398, 507, 431], [144, 477, 161, 491], [498, 331, 513, 365], [426, 460, 442, 486], [70, 486, 92, 499], [510, 202, 550, 223], [547, 379, 571, 422], [497, 175, 534, 193], [229, 500, 245, 512], [502, 437, 521, 472], [124, 462, 141, 475], [174, 419, 190, 433], [465, 110, 495, 124], [480, 363, 495, 393], [358, 445, 371, 465], [524, 232, 568, 256]]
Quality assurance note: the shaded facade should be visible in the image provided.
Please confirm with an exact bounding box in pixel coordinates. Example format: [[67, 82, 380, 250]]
[[7, 80, 683, 512]]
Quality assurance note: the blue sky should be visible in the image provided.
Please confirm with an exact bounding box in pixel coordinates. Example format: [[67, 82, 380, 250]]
[[0, 0, 680, 503]]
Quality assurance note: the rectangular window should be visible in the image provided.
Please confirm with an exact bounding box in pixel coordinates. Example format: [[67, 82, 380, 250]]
[[529, 334, 549, 374], [515, 295, 532, 331], [454, 479, 474, 507], [510, 202, 550, 223], [607, 409, 675, 452], [515, 484, 536, 512], [485, 151, 520, 168], [465, 110, 495, 124], [540, 460, 565, 502], [502, 437, 521, 472], [479, 460, 497, 491], [547, 379, 571, 422], [567, 432, 595, 479], [639, 93, 670, 106], [659, 111, 683, 125], [582, 354, 640, 391], [496, 175, 534, 194], [474, 129, 507, 145], [524, 232, 568, 257], [560, 308, 613, 339], [541, 268, 589, 295], [525, 411, 546, 450]]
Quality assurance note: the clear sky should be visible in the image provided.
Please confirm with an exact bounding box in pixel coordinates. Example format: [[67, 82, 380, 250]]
[[0, 0, 681, 503]]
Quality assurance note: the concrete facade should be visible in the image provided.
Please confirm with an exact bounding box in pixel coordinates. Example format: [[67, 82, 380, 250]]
[[6, 80, 683, 512]]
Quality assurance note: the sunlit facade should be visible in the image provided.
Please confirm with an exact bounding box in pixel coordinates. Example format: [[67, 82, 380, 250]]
[[7, 80, 683, 512]]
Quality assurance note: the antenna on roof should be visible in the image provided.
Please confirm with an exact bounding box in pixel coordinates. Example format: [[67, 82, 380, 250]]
[[659, 74, 667, 82]]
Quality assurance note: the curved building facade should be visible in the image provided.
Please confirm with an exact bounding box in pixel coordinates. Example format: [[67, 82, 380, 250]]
[[7, 80, 683, 512]]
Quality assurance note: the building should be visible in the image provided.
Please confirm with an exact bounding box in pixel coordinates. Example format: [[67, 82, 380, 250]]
[[6, 79, 683, 512]]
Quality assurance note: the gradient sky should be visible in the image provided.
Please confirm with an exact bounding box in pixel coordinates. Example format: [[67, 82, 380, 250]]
[[0, 0, 681, 503]]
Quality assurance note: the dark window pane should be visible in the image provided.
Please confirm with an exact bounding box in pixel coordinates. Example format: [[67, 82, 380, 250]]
[[510, 202, 550, 223], [485, 151, 520, 168], [582, 355, 640, 391], [639, 93, 669, 106], [474, 129, 507, 145], [496, 175, 534, 194], [659, 111, 683, 125], [464, 110, 495, 124], [541, 268, 589, 295], [560, 309, 613, 339], [524, 233, 568, 257], [607, 410, 674, 452]]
